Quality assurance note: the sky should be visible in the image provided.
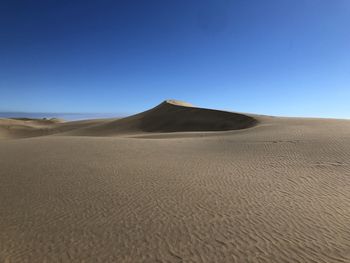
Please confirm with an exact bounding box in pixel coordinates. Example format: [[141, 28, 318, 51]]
[[1, 0, 349, 119]]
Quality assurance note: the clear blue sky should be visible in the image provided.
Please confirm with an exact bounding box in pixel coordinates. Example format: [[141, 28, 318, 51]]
[[1, 0, 349, 118]]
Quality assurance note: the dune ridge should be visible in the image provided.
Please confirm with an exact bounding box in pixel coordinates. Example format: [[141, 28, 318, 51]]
[[64, 100, 257, 136], [0, 100, 257, 139]]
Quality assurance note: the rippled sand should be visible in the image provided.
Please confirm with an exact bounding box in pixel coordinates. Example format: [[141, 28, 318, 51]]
[[1, 101, 350, 262]]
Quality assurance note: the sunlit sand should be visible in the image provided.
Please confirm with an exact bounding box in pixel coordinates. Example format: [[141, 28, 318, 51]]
[[1, 100, 349, 262]]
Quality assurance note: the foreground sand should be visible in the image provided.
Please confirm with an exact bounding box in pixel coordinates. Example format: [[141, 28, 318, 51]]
[[1, 101, 350, 262]]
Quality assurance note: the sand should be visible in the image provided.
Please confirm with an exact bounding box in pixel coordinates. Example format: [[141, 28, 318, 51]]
[[0, 100, 350, 262]]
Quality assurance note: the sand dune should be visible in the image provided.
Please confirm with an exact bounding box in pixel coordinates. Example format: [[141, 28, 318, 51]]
[[0, 118, 61, 139], [61, 100, 257, 136], [0, 100, 256, 139], [1, 100, 350, 262], [0, 117, 117, 139]]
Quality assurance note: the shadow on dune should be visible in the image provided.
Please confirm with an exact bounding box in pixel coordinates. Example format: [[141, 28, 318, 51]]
[[139, 100, 257, 132], [65, 100, 258, 136], [0, 100, 258, 138]]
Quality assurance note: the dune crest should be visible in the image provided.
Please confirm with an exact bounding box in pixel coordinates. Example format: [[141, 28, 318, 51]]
[[64, 99, 257, 136], [0, 100, 257, 138], [164, 99, 194, 107]]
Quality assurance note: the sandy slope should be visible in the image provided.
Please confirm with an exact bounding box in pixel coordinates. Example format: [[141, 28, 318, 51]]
[[0, 118, 117, 139], [0, 118, 62, 139], [0, 100, 255, 139], [0, 101, 350, 262], [60, 100, 257, 136]]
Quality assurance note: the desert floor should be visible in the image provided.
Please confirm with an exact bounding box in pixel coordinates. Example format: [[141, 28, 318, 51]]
[[1, 101, 350, 262]]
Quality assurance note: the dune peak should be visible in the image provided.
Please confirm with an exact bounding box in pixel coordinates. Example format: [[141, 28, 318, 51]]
[[163, 99, 194, 107], [0, 100, 258, 138]]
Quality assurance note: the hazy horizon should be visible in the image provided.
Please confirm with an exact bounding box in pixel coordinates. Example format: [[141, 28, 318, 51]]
[[0, 111, 125, 121]]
